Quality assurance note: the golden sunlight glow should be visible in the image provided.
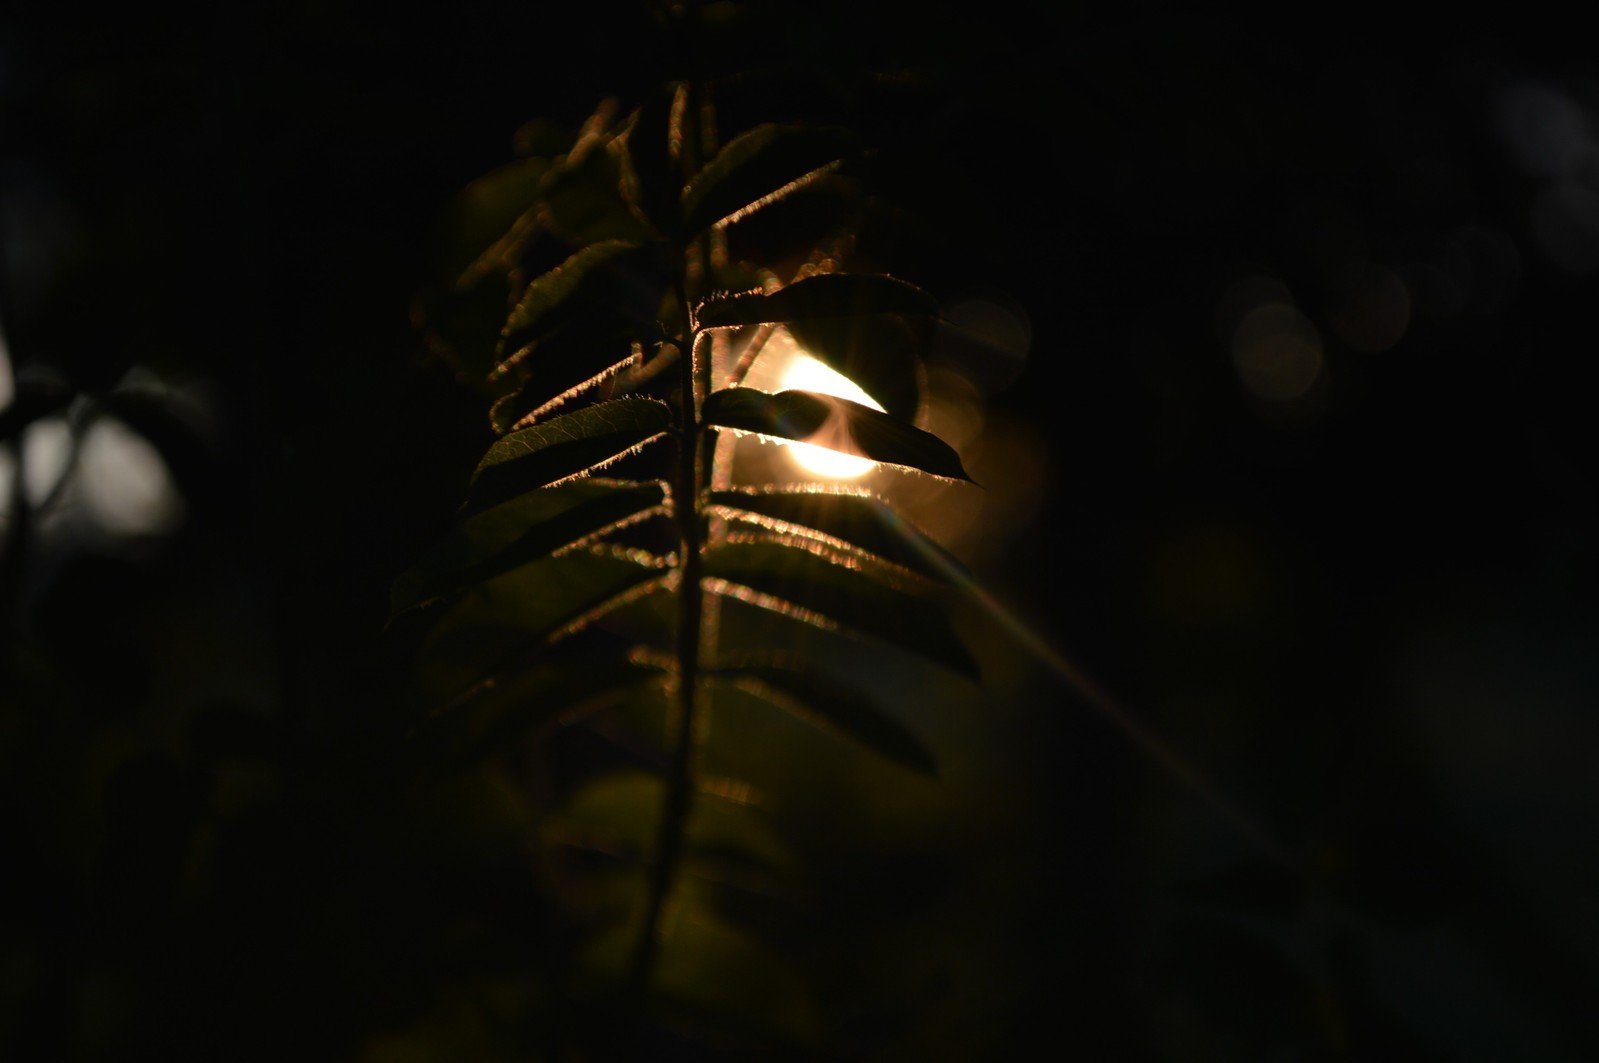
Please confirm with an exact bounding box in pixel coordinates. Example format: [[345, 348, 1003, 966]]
[[776, 354, 881, 479]]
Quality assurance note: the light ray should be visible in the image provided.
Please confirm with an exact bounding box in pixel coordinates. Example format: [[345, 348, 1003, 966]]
[[866, 497, 1298, 871]]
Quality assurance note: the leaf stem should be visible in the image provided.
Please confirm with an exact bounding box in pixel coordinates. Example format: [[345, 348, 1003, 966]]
[[628, 326, 705, 1024], [629, 24, 710, 1035]]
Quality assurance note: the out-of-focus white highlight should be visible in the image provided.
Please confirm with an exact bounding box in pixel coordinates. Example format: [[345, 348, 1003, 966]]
[[79, 417, 185, 536], [0, 416, 74, 511], [23, 417, 73, 503], [0, 330, 13, 409], [776, 353, 881, 479]]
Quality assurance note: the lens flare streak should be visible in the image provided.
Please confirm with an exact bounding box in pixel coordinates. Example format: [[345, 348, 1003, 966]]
[[865, 497, 1297, 870]]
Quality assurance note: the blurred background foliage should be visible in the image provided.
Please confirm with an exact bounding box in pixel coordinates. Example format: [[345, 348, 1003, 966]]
[[2, 0, 1596, 1058]]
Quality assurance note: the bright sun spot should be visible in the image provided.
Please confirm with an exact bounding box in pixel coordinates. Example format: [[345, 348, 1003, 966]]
[[777, 354, 882, 479]]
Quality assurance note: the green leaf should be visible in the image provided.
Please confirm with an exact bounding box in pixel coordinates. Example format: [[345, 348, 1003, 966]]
[[416, 547, 670, 705], [581, 890, 818, 1049], [705, 486, 968, 582], [412, 653, 661, 776], [538, 136, 661, 247], [487, 319, 640, 430], [701, 388, 972, 482], [392, 479, 666, 612], [550, 770, 795, 875], [414, 272, 519, 384], [701, 541, 977, 677], [497, 240, 663, 363], [681, 124, 854, 234], [440, 155, 559, 284], [614, 85, 684, 228], [713, 661, 936, 774], [653, 908, 818, 1049], [694, 274, 936, 329], [464, 398, 673, 517]]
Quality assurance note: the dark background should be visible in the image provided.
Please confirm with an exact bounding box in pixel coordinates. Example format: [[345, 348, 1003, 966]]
[[3, 1, 1596, 1058]]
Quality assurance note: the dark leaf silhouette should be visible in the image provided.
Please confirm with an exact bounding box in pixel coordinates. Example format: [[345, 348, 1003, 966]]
[[439, 155, 559, 284], [488, 319, 641, 429], [497, 240, 664, 364], [681, 124, 854, 234], [701, 540, 978, 677], [392, 479, 666, 611], [417, 546, 670, 704], [705, 485, 967, 582], [713, 660, 937, 774], [551, 770, 794, 874], [464, 398, 672, 516], [694, 274, 936, 329], [701, 387, 972, 481], [538, 134, 661, 247], [414, 653, 662, 775], [615, 86, 685, 227], [581, 886, 818, 1048], [415, 270, 520, 383]]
